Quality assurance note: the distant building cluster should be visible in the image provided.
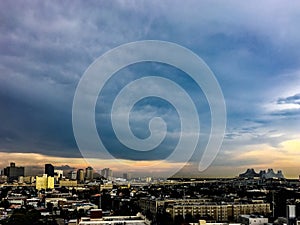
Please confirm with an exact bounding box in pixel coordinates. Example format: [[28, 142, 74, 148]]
[[0, 162, 120, 191], [1, 163, 300, 225], [239, 168, 285, 180]]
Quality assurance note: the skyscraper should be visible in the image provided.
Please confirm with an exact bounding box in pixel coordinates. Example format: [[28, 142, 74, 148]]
[[77, 169, 84, 183], [4, 162, 24, 181], [101, 168, 113, 180], [85, 166, 93, 180], [45, 164, 55, 177]]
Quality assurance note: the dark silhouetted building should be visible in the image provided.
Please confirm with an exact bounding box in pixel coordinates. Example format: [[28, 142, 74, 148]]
[[4, 162, 24, 181], [45, 164, 55, 177]]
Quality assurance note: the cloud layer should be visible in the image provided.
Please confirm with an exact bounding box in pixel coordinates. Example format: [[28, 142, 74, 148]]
[[0, 0, 300, 176]]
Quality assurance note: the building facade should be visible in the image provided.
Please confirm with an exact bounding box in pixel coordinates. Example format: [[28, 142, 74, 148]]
[[77, 169, 84, 183], [165, 202, 270, 221], [101, 168, 113, 180], [139, 198, 270, 222], [36, 174, 54, 190], [45, 164, 55, 177], [85, 166, 94, 180], [3, 162, 24, 181]]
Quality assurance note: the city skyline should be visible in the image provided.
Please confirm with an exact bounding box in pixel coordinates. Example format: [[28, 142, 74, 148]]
[[1, 1, 300, 178], [0, 158, 295, 179]]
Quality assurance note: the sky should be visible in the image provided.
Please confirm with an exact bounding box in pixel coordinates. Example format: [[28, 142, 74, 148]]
[[0, 0, 300, 178]]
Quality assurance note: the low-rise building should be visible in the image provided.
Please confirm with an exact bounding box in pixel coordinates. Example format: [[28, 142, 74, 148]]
[[164, 200, 270, 221], [69, 212, 150, 225], [59, 180, 78, 187], [139, 198, 213, 215], [239, 215, 268, 225], [72, 203, 98, 212], [190, 220, 241, 225], [100, 181, 113, 191]]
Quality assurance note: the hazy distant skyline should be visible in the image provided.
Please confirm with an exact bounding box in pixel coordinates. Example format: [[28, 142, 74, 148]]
[[1, 1, 300, 178]]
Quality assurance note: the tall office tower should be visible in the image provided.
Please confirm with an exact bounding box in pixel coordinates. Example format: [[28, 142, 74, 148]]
[[45, 164, 55, 177], [4, 162, 25, 181], [85, 166, 94, 180], [101, 168, 113, 180], [71, 171, 77, 180], [77, 169, 84, 183]]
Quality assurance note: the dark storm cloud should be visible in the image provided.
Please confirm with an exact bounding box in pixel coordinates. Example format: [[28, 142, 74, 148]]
[[0, 1, 173, 160], [0, 0, 300, 170], [0, 85, 80, 157]]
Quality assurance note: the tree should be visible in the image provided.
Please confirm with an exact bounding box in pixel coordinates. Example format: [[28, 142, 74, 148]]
[[5, 208, 42, 225], [174, 215, 184, 225], [0, 199, 10, 208], [184, 213, 193, 223], [27, 209, 42, 223], [77, 208, 86, 219], [46, 202, 53, 212]]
